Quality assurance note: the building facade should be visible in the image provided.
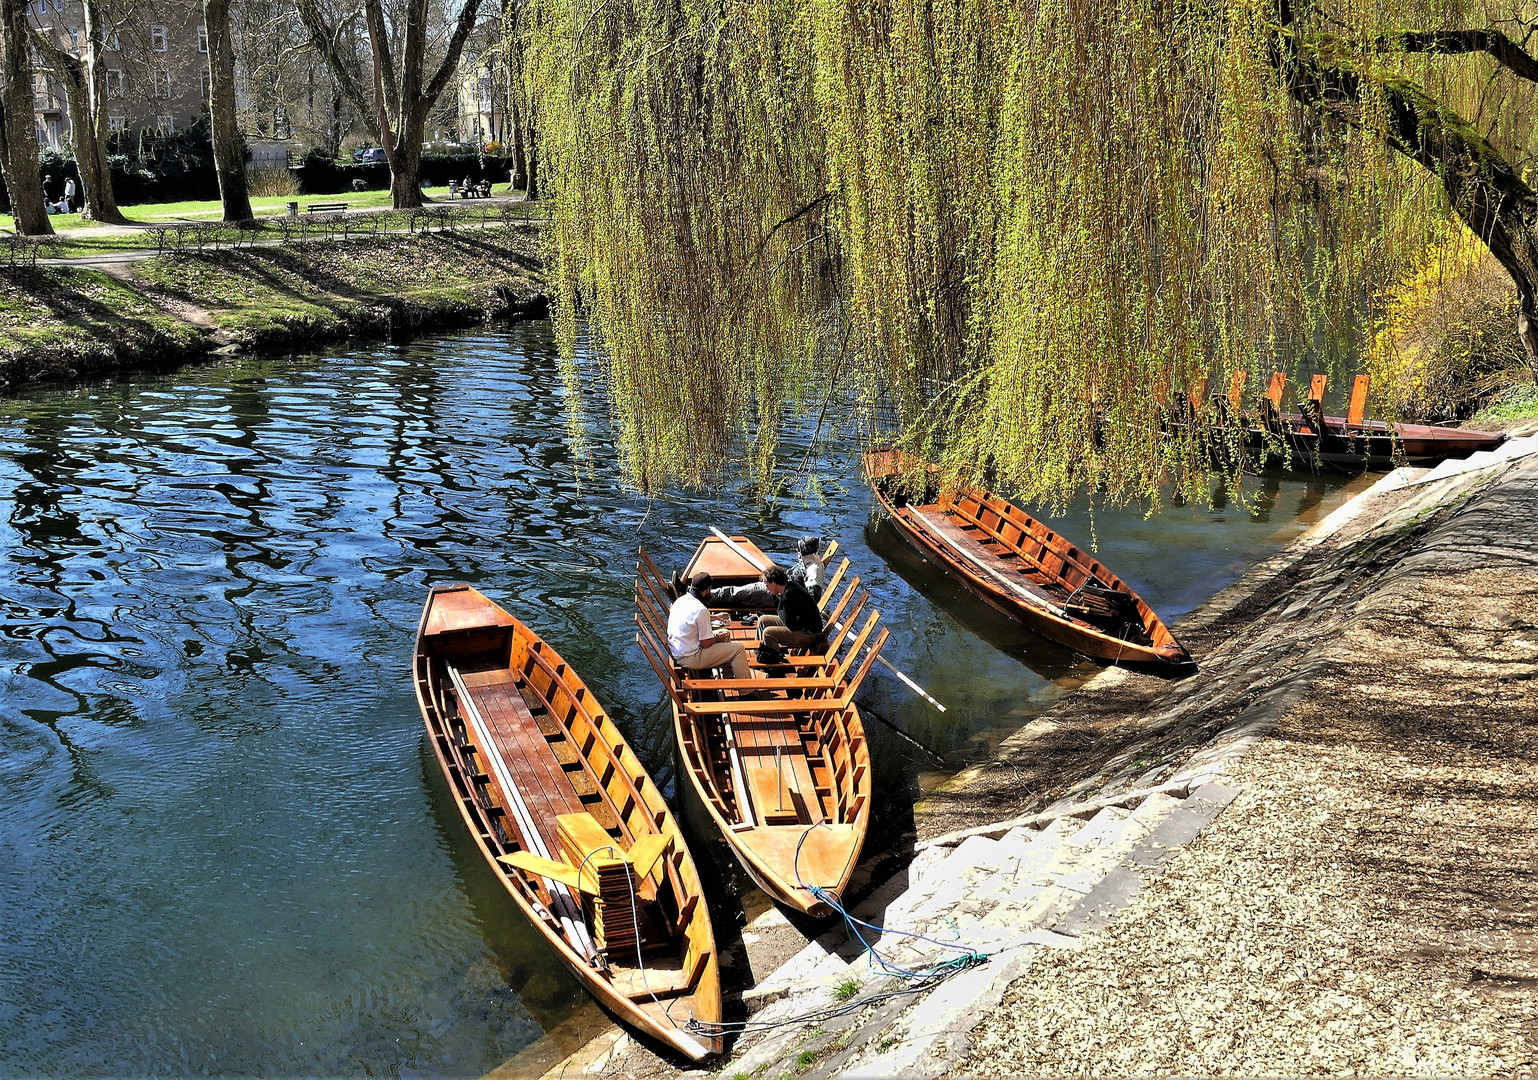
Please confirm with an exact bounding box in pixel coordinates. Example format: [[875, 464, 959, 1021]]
[[29, 0, 211, 149]]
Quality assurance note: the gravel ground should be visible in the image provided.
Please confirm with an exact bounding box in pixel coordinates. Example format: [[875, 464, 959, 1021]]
[[955, 474, 1538, 1077]]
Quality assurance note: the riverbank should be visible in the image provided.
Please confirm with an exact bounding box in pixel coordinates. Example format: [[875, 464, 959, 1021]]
[[0, 224, 544, 388], [528, 432, 1538, 1079]]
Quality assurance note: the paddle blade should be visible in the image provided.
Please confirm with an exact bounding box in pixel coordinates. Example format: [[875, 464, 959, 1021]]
[[626, 833, 674, 880], [497, 851, 599, 895]]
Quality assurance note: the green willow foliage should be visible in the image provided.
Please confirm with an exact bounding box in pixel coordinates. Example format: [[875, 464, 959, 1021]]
[[521, 0, 1531, 504]]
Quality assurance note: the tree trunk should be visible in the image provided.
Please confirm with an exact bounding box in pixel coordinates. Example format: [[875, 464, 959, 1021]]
[[56, 56, 125, 224], [525, 124, 538, 200], [1518, 307, 1538, 385], [507, 91, 525, 189], [31, 6, 126, 224], [0, 0, 54, 235], [78, 1, 125, 223], [390, 109, 426, 208], [204, 0, 253, 222]]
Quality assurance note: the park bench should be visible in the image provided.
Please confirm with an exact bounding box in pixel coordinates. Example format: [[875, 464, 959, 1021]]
[[306, 202, 348, 213]]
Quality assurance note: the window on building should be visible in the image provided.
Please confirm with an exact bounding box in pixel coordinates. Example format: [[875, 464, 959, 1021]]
[[150, 24, 167, 51], [105, 68, 124, 97], [197, 25, 207, 52], [152, 68, 171, 98], [68, 28, 81, 49], [156, 115, 175, 135], [108, 114, 126, 133], [105, 31, 120, 50], [200, 70, 210, 100]]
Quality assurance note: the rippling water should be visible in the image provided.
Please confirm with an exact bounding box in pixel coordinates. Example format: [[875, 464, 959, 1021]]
[[0, 325, 1366, 1077]]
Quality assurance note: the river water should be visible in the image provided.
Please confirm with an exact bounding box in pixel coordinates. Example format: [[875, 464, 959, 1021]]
[[0, 324, 1366, 1077]]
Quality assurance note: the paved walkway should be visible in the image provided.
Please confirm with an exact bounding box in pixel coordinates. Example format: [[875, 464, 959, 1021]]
[[9, 194, 531, 269]]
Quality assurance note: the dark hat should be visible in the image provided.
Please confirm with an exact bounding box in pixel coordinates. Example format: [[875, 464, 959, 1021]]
[[689, 572, 713, 591], [798, 535, 821, 555]]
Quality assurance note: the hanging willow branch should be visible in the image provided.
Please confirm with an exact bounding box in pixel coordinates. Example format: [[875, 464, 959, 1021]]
[[521, 0, 1538, 503]]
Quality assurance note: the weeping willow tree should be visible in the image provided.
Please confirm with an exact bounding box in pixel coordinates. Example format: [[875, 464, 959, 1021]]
[[521, 0, 1538, 503]]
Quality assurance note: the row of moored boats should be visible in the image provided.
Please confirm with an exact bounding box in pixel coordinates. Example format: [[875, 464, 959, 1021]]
[[410, 407, 1505, 1059]]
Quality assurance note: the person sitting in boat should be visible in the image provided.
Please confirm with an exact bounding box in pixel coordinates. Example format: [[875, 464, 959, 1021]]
[[668, 536, 826, 607], [787, 535, 827, 600], [667, 572, 752, 681], [756, 565, 826, 661]]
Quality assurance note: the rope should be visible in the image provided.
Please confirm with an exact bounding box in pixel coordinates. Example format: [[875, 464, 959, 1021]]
[[686, 823, 987, 1040]]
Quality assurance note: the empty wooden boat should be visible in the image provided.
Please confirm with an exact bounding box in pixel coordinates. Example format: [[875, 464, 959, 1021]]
[[413, 584, 720, 1060], [633, 537, 884, 918], [1239, 373, 1506, 470], [865, 450, 1191, 667]]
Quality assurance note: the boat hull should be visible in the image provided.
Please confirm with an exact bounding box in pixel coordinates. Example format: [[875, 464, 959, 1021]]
[[670, 700, 869, 918], [634, 538, 878, 918], [1243, 416, 1506, 470], [414, 584, 721, 1060], [864, 450, 1190, 667]]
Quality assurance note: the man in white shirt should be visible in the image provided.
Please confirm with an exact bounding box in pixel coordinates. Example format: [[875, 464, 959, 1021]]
[[667, 572, 751, 681]]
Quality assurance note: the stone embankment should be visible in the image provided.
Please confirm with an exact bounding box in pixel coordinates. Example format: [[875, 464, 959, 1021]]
[[537, 429, 1538, 1080]]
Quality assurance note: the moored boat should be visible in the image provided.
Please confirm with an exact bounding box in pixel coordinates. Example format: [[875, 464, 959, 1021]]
[[413, 584, 721, 1061], [1242, 372, 1506, 469], [633, 537, 884, 918], [864, 449, 1191, 667]]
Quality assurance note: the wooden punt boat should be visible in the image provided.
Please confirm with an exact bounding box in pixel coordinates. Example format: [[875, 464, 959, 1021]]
[[633, 537, 885, 918], [1242, 373, 1505, 469], [864, 449, 1191, 667], [413, 584, 720, 1061], [1178, 371, 1506, 470]]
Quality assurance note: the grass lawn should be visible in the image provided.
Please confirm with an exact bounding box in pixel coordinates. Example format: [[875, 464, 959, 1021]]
[[0, 186, 539, 258], [127, 225, 544, 344], [3, 185, 535, 238], [0, 265, 204, 380]]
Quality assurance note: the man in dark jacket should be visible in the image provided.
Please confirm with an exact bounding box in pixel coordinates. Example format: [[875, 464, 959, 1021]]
[[755, 565, 825, 659]]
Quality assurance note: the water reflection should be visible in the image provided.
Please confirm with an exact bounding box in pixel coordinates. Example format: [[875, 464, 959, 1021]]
[[0, 325, 1369, 1077]]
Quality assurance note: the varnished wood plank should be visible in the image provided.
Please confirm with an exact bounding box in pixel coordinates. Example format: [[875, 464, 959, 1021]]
[[425, 586, 517, 637], [469, 682, 585, 829]]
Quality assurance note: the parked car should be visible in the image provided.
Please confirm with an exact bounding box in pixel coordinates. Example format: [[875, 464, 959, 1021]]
[[355, 147, 387, 164]]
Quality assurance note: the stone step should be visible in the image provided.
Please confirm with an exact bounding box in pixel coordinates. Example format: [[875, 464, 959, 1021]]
[[737, 835, 996, 1010], [712, 786, 1239, 1080], [874, 801, 1172, 970], [834, 934, 1079, 1080]]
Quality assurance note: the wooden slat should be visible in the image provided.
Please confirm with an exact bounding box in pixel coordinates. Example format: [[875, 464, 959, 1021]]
[[911, 508, 1070, 618], [818, 558, 851, 611], [1267, 371, 1286, 407], [1347, 374, 1370, 426], [1228, 369, 1248, 409]]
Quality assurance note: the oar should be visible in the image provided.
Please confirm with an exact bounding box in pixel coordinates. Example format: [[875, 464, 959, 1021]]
[[855, 696, 949, 767], [708, 526, 948, 713]]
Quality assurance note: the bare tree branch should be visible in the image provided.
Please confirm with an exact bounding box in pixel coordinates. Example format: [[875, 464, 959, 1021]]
[[1392, 29, 1538, 82]]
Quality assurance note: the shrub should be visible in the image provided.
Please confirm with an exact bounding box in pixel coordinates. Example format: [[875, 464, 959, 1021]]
[[1365, 229, 1530, 422], [248, 167, 299, 198]]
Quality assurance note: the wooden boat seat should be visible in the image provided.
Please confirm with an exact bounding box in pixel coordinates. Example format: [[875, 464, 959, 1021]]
[[609, 951, 708, 1000]]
